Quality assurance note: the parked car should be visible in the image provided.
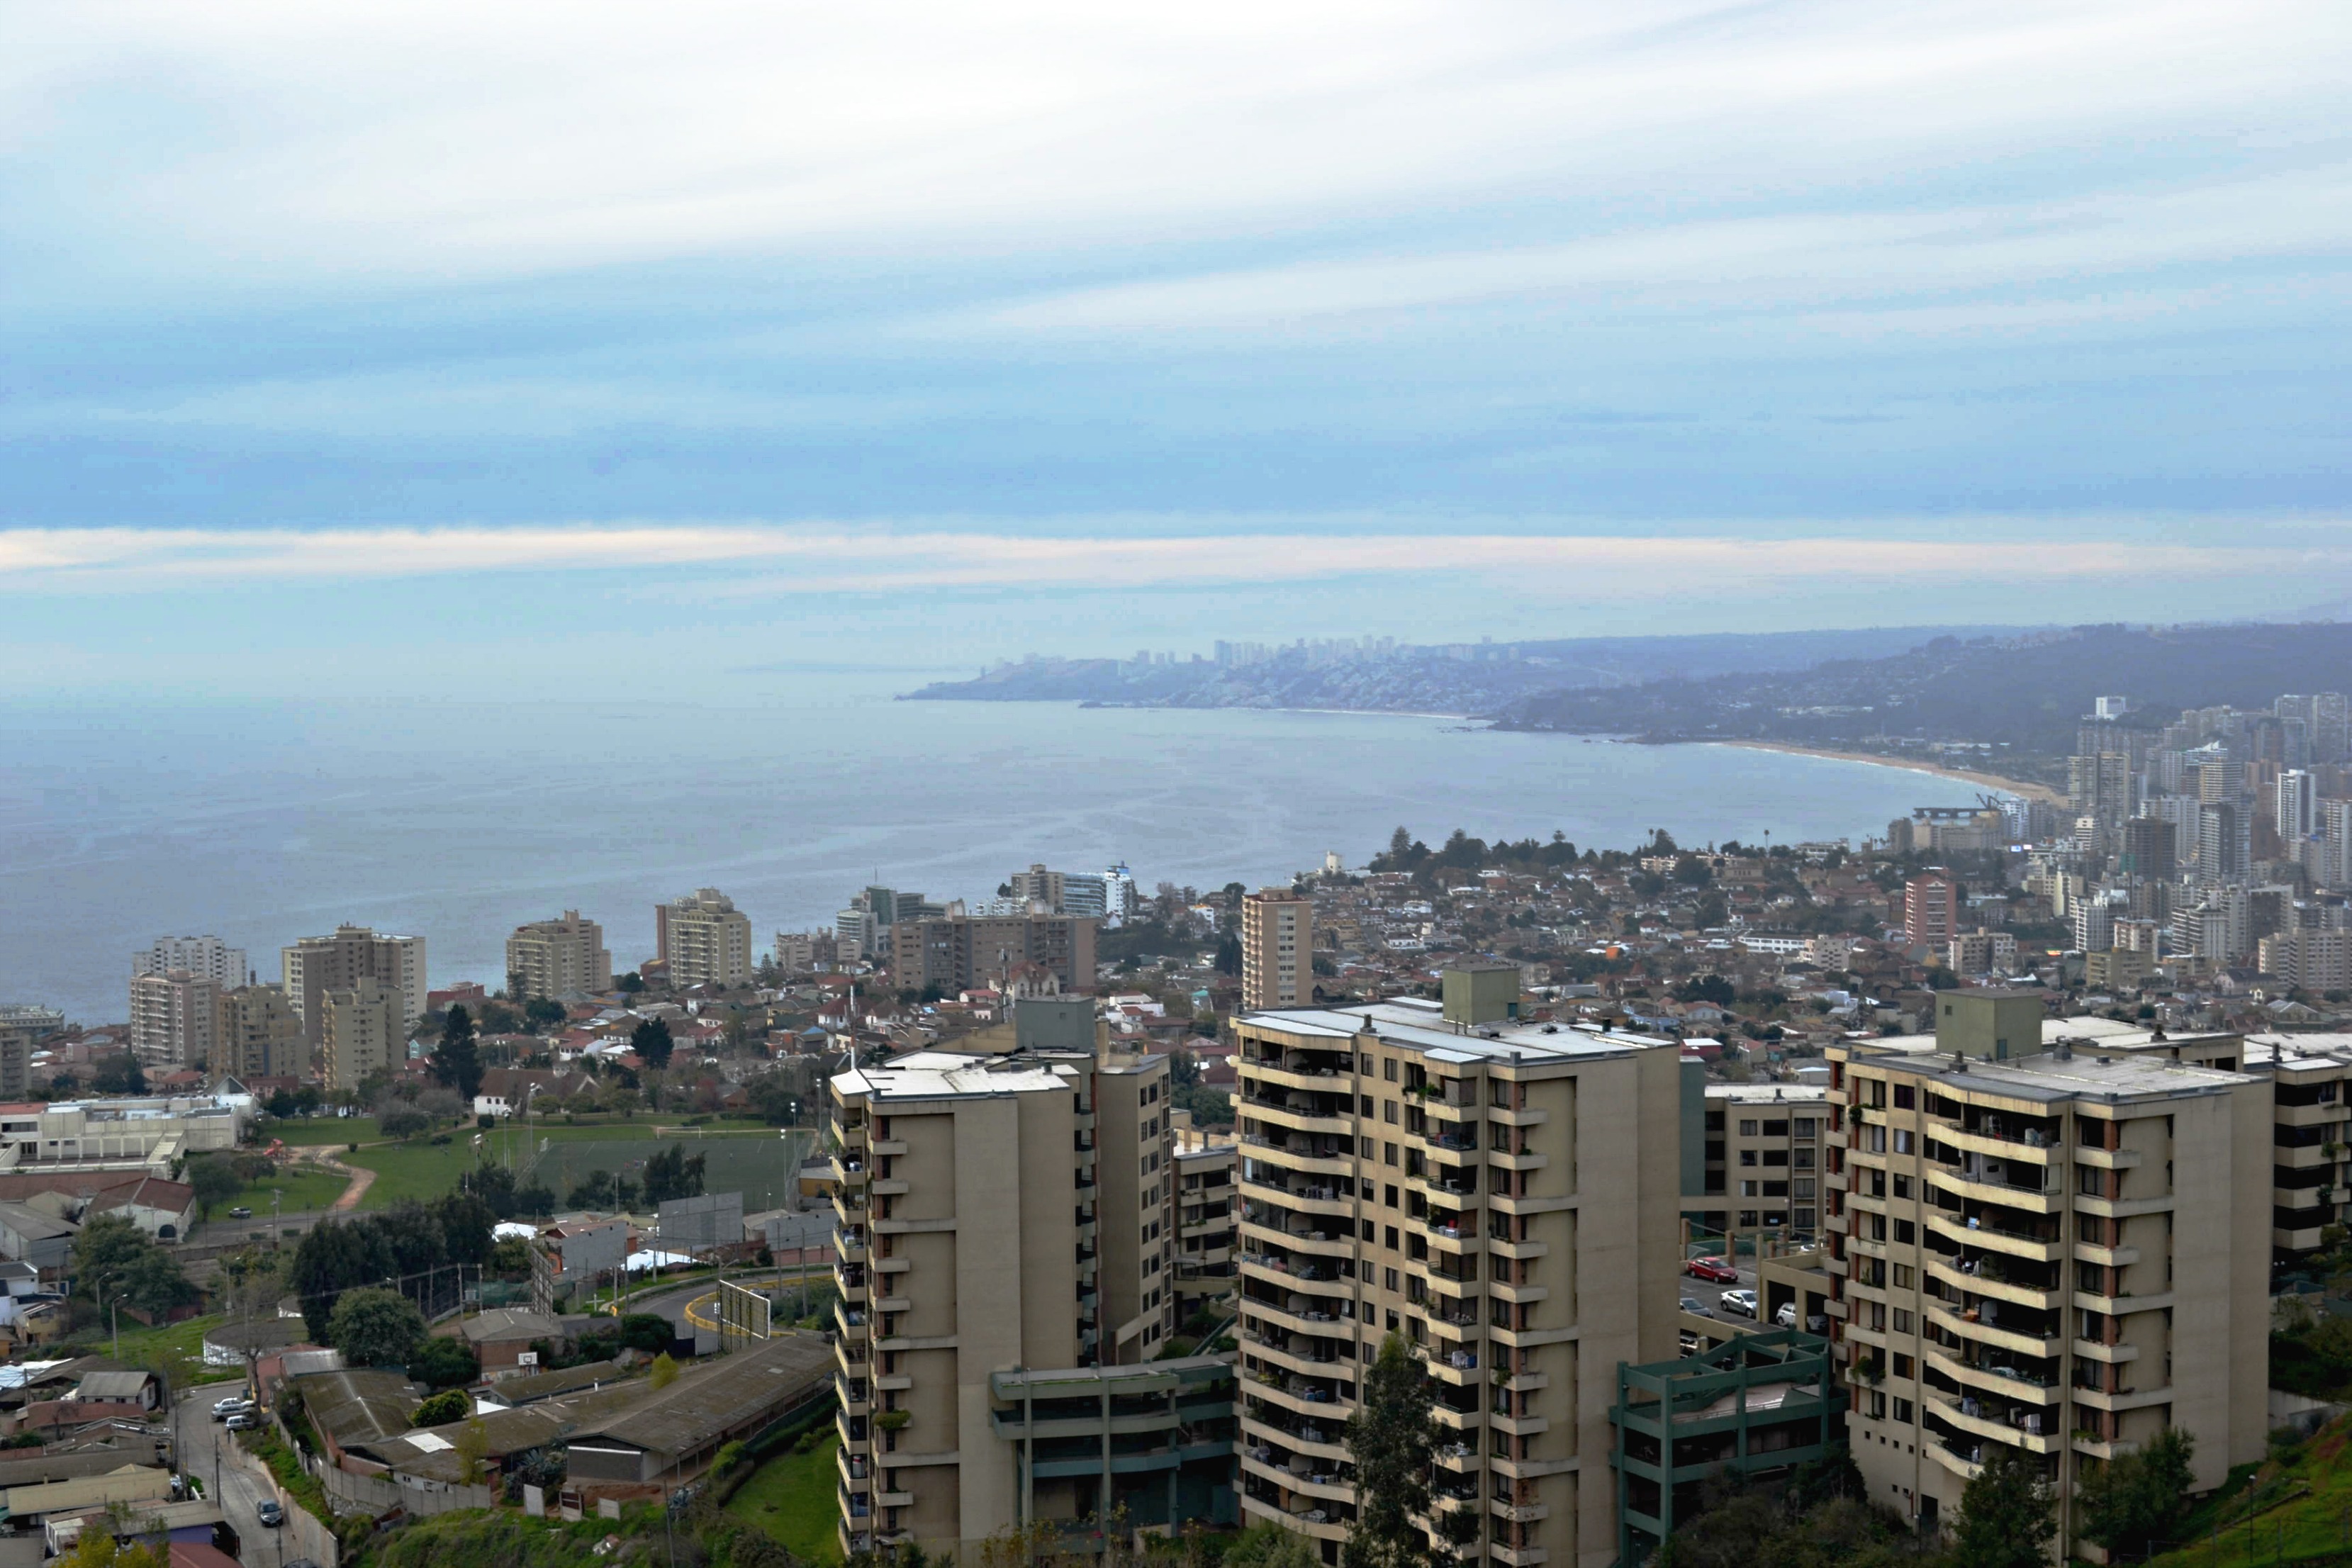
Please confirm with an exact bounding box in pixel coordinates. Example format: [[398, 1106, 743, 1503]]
[[1775, 1301, 1798, 1327], [1684, 1257, 1739, 1284], [1679, 1295, 1713, 1318], [225, 1412, 259, 1431], [256, 1501, 284, 1528], [211, 1395, 253, 1418], [229, 1206, 252, 1219], [1720, 1288, 1758, 1318]]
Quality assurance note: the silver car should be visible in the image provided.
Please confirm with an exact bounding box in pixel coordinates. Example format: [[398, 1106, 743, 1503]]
[[1719, 1287, 1758, 1318]]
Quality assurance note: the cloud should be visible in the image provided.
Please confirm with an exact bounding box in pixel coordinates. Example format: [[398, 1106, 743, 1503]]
[[2, 522, 2343, 595]]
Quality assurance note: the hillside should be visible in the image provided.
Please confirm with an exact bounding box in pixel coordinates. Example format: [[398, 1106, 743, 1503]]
[[1495, 622, 2352, 758], [902, 626, 2002, 713]]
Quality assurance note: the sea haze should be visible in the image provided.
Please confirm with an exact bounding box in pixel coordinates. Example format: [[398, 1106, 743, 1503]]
[[0, 676, 1973, 1024]]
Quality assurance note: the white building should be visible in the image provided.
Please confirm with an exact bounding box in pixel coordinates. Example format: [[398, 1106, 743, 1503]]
[[132, 936, 249, 988]]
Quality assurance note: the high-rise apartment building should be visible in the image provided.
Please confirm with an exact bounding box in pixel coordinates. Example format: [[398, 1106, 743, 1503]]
[[888, 911, 1098, 994], [1820, 990, 2269, 1551], [505, 910, 613, 1000], [132, 935, 249, 988], [1231, 977, 1684, 1568], [656, 889, 754, 988], [2198, 801, 2246, 883], [1902, 872, 1957, 951], [213, 987, 306, 1082], [1172, 1120, 1238, 1311], [321, 980, 403, 1091], [1240, 887, 1312, 1010], [2277, 770, 2319, 841], [827, 1003, 1187, 1557], [128, 968, 218, 1070], [2259, 929, 2352, 992], [282, 926, 426, 1043], [1689, 1084, 1830, 1238], [2117, 817, 2177, 882]]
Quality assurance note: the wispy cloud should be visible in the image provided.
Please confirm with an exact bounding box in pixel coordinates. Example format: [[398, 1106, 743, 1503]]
[[4, 522, 2344, 595]]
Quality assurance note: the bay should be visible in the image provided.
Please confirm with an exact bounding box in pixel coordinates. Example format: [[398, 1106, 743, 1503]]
[[0, 675, 1974, 1023]]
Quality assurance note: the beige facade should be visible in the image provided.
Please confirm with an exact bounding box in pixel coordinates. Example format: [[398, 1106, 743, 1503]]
[[1691, 1082, 1829, 1239], [127, 968, 218, 1070], [1172, 1120, 1238, 1311], [827, 1031, 1177, 1559], [213, 987, 306, 1082], [888, 912, 1098, 994], [1233, 993, 1685, 1568], [1241, 888, 1312, 1011], [282, 926, 425, 1043], [321, 981, 402, 1092], [1823, 996, 2271, 1551], [656, 889, 754, 988], [505, 909, 614, 999]]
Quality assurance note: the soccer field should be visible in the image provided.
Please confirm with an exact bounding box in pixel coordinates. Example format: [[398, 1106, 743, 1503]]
[[520, 1128, 814, 1211]]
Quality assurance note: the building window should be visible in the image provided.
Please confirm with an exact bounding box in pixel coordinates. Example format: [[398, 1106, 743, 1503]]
[[1763, 1120, 1788, 1137], [1892, 1308, 1912, 1333], [1384, 1142, 1399, 1165], [1794, 1119, 1817, 1138], [1740, 1150, 1759, 1167], [1384, 1059, 1398, 1082], [1893, 1398, 1914, 1423], [1740, 1180, 1758, 1197], [1384, 1100, 1399, 1124], [1893, 1085, 1915, 1110], [1739, 1210, 1759, 1226], [1793, 1148, 1815, 1170], [1794, 1178, 1815, 1199]]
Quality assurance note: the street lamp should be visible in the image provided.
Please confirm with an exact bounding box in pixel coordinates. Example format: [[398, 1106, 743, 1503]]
[[270, 1188, 281, 1251]]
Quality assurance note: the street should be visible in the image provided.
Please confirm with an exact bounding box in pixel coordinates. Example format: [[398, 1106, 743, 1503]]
[[172, 1387, 289, 1568]]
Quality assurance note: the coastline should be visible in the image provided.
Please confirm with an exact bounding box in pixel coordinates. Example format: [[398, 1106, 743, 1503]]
[[1712, 741, 2065, 805]]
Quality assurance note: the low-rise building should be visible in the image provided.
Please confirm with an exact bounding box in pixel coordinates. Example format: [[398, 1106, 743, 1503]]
[[1687, 1082, 1830, 1241]]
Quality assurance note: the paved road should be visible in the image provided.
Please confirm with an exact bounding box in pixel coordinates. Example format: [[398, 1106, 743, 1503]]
[[174, 1388, 294, 1568], [626, 1263, 835, 1353]]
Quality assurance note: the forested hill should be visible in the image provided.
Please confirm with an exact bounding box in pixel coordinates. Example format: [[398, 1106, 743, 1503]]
[[1494, 622, 2352, 754]]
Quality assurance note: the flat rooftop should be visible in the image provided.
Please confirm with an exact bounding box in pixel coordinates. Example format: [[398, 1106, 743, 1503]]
[[1241, 1001, 1676, 1068], [1705, 1082, 1830, 1104], [1857, 1047, 2248, 1104], [834, 1055, 1079, 1102]]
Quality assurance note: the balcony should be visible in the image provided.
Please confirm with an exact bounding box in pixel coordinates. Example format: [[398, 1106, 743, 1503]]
[[1925, 1389, 2061, 1454], [1925, 1209, 2061, 1261], [1924, 1346, 2059, 1403], [1243, 1295, 1352, 1338], [832, 1155, 870, 1187], [1241, 1090, 1354, 1135], [1241, 1214, 1355, 1258], [1925, 1301, 2059, 1360], [1927, 1158, 2061, 1214], [834, 1226, 869, 1263], [1241, 1132, 1357, 1175], [1924, 1255, 2061, 1311], [1244, 1054, 1353, 1092]]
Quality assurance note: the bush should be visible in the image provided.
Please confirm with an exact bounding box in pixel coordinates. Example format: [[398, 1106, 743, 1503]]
[[411, 1389, 472, 1428], [409, 1334, 481, 1389]]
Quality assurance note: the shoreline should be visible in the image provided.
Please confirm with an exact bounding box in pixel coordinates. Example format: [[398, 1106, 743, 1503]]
[[1712, 741, 2065, 805]]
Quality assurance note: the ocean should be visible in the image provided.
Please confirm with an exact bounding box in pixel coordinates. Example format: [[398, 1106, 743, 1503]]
[[0, 676, 1974, 1023]]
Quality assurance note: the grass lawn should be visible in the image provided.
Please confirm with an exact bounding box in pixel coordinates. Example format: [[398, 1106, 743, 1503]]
[[67, 1311, 243, 1389], [2149, 1412, 2351, 1568], [211, 1167, 349, 1220], [343, 1141, 477, 1209], [269, 1116, 381, 1146], [726, 1430, 843, 1564]]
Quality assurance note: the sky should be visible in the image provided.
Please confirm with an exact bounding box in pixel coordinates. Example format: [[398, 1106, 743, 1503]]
[[3, 1, 2349, 698]]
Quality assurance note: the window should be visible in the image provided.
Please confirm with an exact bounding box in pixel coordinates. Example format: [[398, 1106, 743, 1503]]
[[1764, 1150, 1789, 1167], [1384, 1059, 1398, 1082], [1893, 1353, 1913, 1378], [1384, 1142, 1399, 1165], [1893, 1219, 1915, 1245], [1893, 1130, 1914, 1155], [1739, 1119, 1759, 1136], [1762, 1181, 1788, 1197], [1893, 1085, 1915, 1110], [1793, 1148, 1815, 1170], [1385, 1226, 1399, 1250], [1763, 1119, 1788, 1136], [1741, 1150, 1759, 1167], [1359, 1136, 1375, 1159], [1794, 1118, 1818, 1138], [1385, 1184, 1399, 1207], [1794, 1207, 1816, 1228], [1360, 1094, 1374, 1116], [1739, 1209, 1759, 1226], [1893, 1398, 1914, 1423], [1362, 1219, 1375, 1241], [1793, 1178, 1815, 1199], [1892, 1265, 1912, 1289], [1892, 1175, 1912, 1199], [1740, 1180, 1758, 1197], [1892, 1309, 1912, 1333], [1384, 1269, 1399, 1292], [1384, 1100, 1399, 1124], [1704, 1111, 1725, 1132], [1358, 1053, 1372, 1075]]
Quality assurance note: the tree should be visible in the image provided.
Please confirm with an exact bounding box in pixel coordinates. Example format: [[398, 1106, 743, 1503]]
[[430, 1006, 484, 1102], [745, 1073, 802, 1127], [524, 997, 566, 1031], [618, 1314, 673, 1353], [1951, 1446, 2056, 1568], [649, 1351, 679, 1389], [119, 1245, 197, 1318], [1343, 1334, 1433, 1568], [642, 1143, 707, 1206], [410, 1335, 481, 1390], [632, 1017, 674, 1070], [89, 1054, 147, 1096], [2079, 1427, 2195, 1555], [289, 1217, 396, 1340], [1225, 1523, 1318, 1568], [379, 1107, 432, 1141], [1213, 934, 1242, 976], [185, 1156, 244, 1221], [618, 971, 644, 994], [330, 1287, 427, 1367], [454, 1416, 491, 1485], [74, 1215, 159, 1306], [411, 1387, 472, 1427]]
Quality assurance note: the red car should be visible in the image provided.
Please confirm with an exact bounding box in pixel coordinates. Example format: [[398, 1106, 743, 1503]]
[[1684, 1257, 1740, 1283]]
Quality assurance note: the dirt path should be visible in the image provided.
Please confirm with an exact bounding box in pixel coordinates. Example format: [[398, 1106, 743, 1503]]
[[289, 1146, 375, 1212]]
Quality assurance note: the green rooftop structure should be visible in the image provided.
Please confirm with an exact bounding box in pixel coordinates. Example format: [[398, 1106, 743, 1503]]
[[1611, 1328, 1837, 1563]]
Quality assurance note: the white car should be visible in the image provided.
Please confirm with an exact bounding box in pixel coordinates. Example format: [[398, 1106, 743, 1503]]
[[211, 1396, 254, 1421], [1775, 1301, 1798, 1327], [1720, 1288, 1758, 1318]]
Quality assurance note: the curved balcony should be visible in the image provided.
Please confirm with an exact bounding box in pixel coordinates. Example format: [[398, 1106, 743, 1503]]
[[1924, 1346, 2060, 1404], [1927, 1160, 2061, 1214], [1926, 1300, 2061, 1360], [1422, 1214, 1483, 1254], [1241, 1131, 1357, 1177], [1241, 1403, 1348, 1461], [1243, 1326, 1350, 1379], [1240, 1087, 1355, 1136], [1242, 1170, 1354, 1217], [1239, 1489, 1351, 1542], [1241, 1450, 1355, 1503], [1925, 1389, 2060, 1454], [1241, 1212, 1355, 1258], [1243, 1368, 1355, 1421], [1925, 1209, 2061, 1262], [1239, 1250, 1355, 1303], [1241, 1054, 1355, 1094], [1924, 1254, 2061, 1311]]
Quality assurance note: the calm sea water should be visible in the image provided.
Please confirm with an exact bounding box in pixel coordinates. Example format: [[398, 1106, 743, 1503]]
[[0, 676, 1971, 1023]]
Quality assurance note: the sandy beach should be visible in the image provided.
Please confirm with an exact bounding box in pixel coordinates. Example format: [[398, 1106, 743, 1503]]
[[1713, 741, 2066, 806]]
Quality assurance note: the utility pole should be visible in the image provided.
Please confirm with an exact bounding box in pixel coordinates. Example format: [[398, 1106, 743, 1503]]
[[110, 1297, 121, 1362]]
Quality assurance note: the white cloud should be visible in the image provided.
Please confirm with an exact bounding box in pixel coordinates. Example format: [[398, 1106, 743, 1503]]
[[4, 0, 2344, 296], [2, 521, 2343, 595]]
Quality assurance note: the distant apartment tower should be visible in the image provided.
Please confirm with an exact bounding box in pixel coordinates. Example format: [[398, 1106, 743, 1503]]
[[827, 1009, 1187, 1555], [1902, 872, 1957, 951], [2117, 816, 2178, 881], [128, 969, 218, 1070], [1005, 864, 1111, 919], [775, 929, 838, 975], [282, 926, 426, 1044], [132, 935, 249, 988], [505, 910, 613, 1000], [889, 911, 1098, 993], [2278, 770, 2319, 841], [1231, 981, 1685, 1567], [2198, 801, 2246, 883], [321, 981, 403, 1091], [1821, 990, 2269, 1551], [1239, 887, 1311, 1009], [1689, 1082, 1831, 1237], [1946, 930, 2017, 977], [213, 987, 306, 1082], [656, 889, 754, 988], [1103, 863, 1139, 926]]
